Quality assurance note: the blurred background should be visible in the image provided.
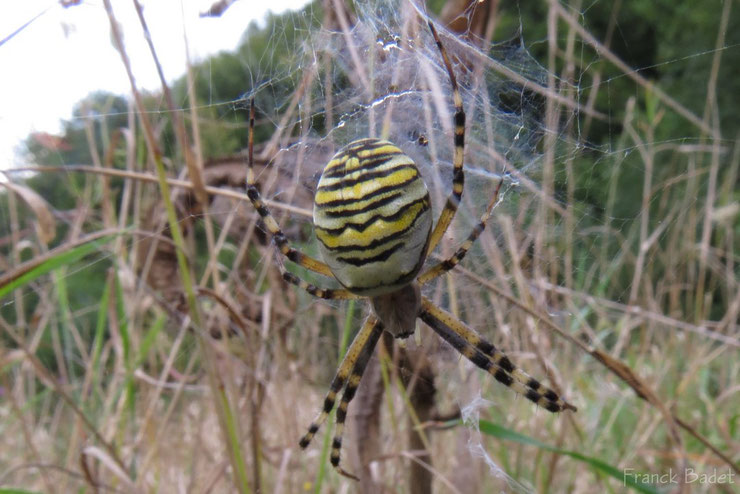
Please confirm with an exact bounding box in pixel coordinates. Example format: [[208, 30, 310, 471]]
[[0, 1, 738, 492]]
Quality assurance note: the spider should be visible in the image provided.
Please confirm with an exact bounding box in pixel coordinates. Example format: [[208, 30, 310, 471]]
[[245, 19, 576, 480]]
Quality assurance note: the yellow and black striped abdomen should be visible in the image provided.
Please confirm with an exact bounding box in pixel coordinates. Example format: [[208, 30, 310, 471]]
[[313, 139, 432, 296]]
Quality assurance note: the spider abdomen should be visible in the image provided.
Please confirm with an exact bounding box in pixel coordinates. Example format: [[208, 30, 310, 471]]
[[313, 138, 432, 296]]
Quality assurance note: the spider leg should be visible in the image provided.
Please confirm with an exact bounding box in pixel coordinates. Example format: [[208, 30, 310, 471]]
[[425, 21, 467, 256], [419, 297, 576, 413], [246, 98, 335, 278], [279, 270, 359, 300], [299, 317, 384, 453], [417, 178, 503, 285], [330, 317, 384, 480], [272, 249, 359, 299]]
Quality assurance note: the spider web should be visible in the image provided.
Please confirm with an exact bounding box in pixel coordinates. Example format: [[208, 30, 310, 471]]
[[242, 0, 569, 291], [247, 0, 552, 204], [240, 0, 581, 482]]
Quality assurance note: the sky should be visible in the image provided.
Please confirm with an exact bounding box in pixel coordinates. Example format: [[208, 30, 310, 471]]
[[0, 0, 309, 171]]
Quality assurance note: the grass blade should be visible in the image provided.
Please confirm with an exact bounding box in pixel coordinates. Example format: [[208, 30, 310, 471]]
[[0, 231, 118, 300], [469, 419, 661, 494]]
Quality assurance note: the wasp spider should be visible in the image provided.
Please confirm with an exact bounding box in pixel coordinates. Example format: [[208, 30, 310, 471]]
[[245, 20, 576, 480]]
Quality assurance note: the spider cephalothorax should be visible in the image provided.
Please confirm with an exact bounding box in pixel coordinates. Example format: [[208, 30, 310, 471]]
[[245, 18, 576, 481], [370, 282, 422, 338]]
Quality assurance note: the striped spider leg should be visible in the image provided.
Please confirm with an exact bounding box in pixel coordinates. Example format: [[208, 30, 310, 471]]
[[419, 298, 576, 413], [417, 177, 503, 285], [245, 99, 360, 301], [414, 171, 577, 412], [298, 316, 384, 481], [416, 26, 575, 413], [424, 20, 466, 257]]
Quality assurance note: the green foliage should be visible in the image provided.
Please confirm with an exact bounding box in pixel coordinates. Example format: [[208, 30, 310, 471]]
[[0, 234, 116, 301], [0, 234, 116, 377], [472, 419, 661, 493], [506, 0, 740, 140], [169, 1, 322, 158]]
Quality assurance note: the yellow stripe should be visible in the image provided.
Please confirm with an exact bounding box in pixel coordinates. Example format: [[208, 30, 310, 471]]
[[318, 188, 402, 217], [316, 201, 426, 249], [322, 142, 400, 174], [314, 167, 418, 205], [317, 154, 413, 188], [357, 144, 399, 158], [323, 154, 351, 172], [317, 191, 427, 232]]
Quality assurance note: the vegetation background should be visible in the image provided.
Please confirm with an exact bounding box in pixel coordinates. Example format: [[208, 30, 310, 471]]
[[1, 0, 738, 493]]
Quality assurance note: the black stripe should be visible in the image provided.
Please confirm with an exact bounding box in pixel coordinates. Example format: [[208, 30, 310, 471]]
[[527, 378, 541, 390], [318, 205, 428, 253], [471, 352, 492, 371], [329, 375, 344, 392], [344, 138, 382, 152], [322, 153, 406, 178], [273, 232, 287, 247], [317, 164, 418, 192], [454, 132, 465, 148], [319, 191, 404, 218], [421, 308, 563, 412], [525, 389, 542, 404], [321, 191, 404, 218], [344, 383, 359, 401], [420, 310, 455, 345], [336, 241, 405, 267], [316, 197, 429, 235], [476, 340, 495, 355], [306, 284, 319, 295], [441, 259, 456, 271], [329, 139, 386, 160], [494, 369, 513, 386], [454, 110, 465, 127], [282, 272, 300, 285], [544, 390, 559, 402], [499, 356, 515, 373], [316, 175, 421, 207], [421, 309, 476, 359]]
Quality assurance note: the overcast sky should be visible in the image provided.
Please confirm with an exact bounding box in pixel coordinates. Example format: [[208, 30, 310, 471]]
[[0, 0, 309, 170]]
